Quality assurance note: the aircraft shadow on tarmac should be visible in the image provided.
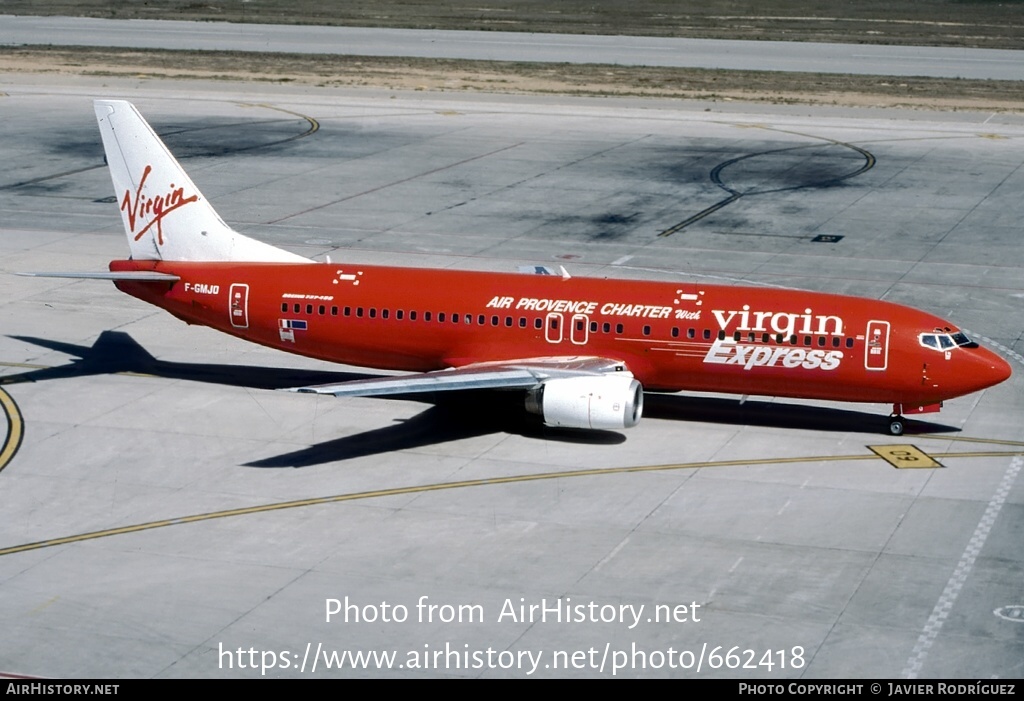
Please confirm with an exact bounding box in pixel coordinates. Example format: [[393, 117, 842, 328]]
[[6, 331, 958, 467], [6, 331, 365, 390], [643, 394, 957, 437]]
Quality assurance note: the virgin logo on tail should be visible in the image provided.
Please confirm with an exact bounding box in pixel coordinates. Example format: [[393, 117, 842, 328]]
[[120, 165, 199, 246]]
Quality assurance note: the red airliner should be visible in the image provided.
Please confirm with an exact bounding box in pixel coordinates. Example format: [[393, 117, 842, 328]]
[[28, 101, 1012, 436]]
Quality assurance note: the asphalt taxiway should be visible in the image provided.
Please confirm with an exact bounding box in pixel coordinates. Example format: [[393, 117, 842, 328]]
[[0, 78, 1022, 678], [4, 15, 1024, 80]]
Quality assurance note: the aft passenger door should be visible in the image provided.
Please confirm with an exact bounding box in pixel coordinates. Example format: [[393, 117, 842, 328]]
[[229, 283, 249, 328]]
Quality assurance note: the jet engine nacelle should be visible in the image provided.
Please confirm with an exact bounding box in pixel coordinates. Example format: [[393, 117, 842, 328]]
[[525, 375, 643, 430]]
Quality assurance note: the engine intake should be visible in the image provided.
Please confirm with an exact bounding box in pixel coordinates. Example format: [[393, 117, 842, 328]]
[[525, 375, 643, 430]]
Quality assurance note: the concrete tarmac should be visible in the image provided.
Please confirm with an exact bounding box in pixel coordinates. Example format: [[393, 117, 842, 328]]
[[0, 77, 1022, 678]]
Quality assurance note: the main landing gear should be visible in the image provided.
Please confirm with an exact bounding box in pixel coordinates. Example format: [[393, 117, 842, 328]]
[[888, 415, 905, 436]]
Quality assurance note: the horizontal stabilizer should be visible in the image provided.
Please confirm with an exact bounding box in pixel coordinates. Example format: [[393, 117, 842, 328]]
[[17, 271, 181, 282]]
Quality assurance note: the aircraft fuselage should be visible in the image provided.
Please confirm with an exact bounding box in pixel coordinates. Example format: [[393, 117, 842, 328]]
[[110, 258, 1011, 410]]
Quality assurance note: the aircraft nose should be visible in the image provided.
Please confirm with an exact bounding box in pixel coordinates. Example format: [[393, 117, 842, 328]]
[[991, 351, 1013, 385], [944, 345, 1013, 398], [976, 346, 1012, 390]]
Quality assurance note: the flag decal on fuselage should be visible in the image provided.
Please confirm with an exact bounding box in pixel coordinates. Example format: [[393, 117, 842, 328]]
[[279, 318, 308, 343]]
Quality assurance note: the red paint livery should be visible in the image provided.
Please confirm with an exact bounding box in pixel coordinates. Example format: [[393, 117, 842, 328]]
[[38, 101, 1013, 435]]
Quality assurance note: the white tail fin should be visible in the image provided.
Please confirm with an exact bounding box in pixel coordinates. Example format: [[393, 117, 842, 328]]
[[94, 100, 308, 263]]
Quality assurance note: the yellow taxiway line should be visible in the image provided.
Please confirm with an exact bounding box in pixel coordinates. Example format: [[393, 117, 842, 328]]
[[2, 447, 1022, 558]]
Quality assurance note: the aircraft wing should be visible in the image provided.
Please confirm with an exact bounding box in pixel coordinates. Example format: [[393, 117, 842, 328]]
[[286, 356, 631, 397]]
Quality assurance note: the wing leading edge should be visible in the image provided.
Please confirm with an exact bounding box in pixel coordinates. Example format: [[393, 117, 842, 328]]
[[286, 356, 631, 397], [286, 356, 643, 430]]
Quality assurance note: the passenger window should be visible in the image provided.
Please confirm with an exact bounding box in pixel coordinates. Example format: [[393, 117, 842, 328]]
[[410, 311, 417, 321], [396, 310, 404, 320], [688, 329, 695, 339], [643, 325, 651, 336], [437, 312, 444, 322], [331, 306, 338, 316], [603, 322, 611, 333], [616, 323, 624, 334], [318, 305, 325, 315], [356, 307, 363, 318], [704, 329, 711, 340], [535, 318, 543, 329], [369, 308, 376, 318], [671, 327, 679, 338], [281, 303, 288, 313], [293, 304, 300, 314], [306, 304, 314, 315]]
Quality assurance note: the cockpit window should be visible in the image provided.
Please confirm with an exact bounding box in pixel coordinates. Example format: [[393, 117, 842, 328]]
[[951, 332, 978, 348], [920, 331, 977, 351]]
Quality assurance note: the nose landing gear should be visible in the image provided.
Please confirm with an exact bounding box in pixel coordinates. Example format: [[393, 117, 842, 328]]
[[886, 402, 942, 436]]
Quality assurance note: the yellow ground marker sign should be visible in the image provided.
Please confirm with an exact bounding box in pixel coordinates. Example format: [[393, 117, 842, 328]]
[[0, 388, 25, 473], [868, 444, 943, 469]]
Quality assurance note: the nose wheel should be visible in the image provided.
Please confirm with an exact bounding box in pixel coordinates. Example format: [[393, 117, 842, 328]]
[[888, 415, 905, 436]]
